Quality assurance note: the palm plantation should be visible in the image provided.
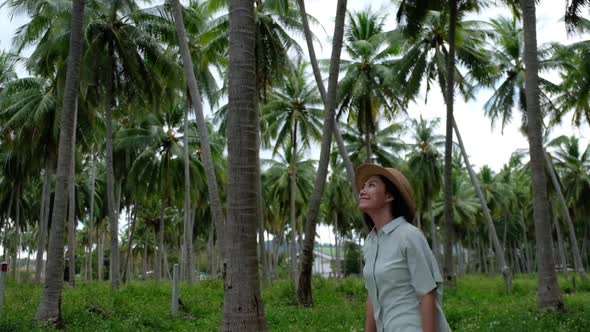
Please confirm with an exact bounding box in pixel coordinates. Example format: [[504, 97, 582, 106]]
[[1, 0, 590, 330]]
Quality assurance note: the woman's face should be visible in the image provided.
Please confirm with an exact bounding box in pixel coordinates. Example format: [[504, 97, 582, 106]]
[[358, 175, 392, 213]]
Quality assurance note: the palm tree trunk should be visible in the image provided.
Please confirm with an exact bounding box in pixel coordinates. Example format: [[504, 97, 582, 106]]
[[183, 99, 194, 284], [143, 231, 148, 279], [163, 243, 170, 280], [222, 0, 268, 329], [258, 174, 269, 285], [452, 117, 512, 291], [170, 0, 226, 268], [2, 191, 13, 262], [98, 230, 104, 280], [296, 0, 357, 194], [519, 215, 531, 273], [35, 156, 54, 285], [87, 150, 96, 281], [429, 198, 440, 264], [552, 201, 568, 277], [443, 0, 458, 289], [122, 204, 137, 283], [290, 122, 298, 287], [297, 0, 347, 307], [104, 40, 120, 290], [35, 0, 85, 322], [67, 127, 76, 287], [544, 152, 587, 279], [365, 107, 372, 163], [334, 212, 340, 278], [583, 224, 589, 268], [3, 190, 14, 269], [13, 185, 21, 282], [157, 205, 164, 281], [521, 0, 565, 311], [208, 220, 215, 277]]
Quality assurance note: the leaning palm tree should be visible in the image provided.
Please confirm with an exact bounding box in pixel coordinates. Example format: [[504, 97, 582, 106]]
[[548, 135, 590, 277], [297, 0, 347, 307], [261, 58, 322, 284], [396, 1, 487, 286], [521, 0, 565, 311], [146, 0, 225, 284], [295, 0, 357, 195], [34, 0, 85, 324]]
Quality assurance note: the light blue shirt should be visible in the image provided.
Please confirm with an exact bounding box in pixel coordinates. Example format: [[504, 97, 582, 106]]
[[363, 216, 451, 332]]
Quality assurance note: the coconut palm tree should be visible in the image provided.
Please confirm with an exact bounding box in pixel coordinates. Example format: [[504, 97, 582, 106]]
[[222, 0, 267, 329], [566, 0, 590, 32], [0, 51, 17, 89], [521, 0, 565, 311], [297, 0, 347, 307], [483, 16, 555, 133], [395, 2, 488, 286], [321, 155, 362, 277], [548, 135, 590, 273], [261, 58, 322, 284], [336, 9, 404, 163], [549, 29, 590, 128], [34, 0, 85, 324], [168, 0, 226, 284], [341, 121, 405, 167], [406, 116, 444, 259], [295, 0, 357, 194]]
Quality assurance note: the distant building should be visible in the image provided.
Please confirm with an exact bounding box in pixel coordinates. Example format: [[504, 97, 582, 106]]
[[311, 250, 344, 278]]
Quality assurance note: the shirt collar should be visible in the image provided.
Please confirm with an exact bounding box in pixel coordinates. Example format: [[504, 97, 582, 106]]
[[381, 216, 406, 235]]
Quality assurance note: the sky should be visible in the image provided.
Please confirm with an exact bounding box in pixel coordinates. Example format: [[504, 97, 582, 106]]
[[1, 0, 589, 245]]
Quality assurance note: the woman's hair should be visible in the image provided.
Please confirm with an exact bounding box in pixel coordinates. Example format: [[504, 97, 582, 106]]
[[363, 175, 412, 231]]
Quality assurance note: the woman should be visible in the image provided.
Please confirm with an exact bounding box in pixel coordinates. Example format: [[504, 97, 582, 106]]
[[356, 163, 451, 332]]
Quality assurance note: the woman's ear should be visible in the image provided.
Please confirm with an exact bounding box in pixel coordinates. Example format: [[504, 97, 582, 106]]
[[385, 194, 394, 202]]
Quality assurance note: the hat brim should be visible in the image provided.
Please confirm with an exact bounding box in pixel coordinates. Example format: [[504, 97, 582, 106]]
[[355, 163, 416, 222]]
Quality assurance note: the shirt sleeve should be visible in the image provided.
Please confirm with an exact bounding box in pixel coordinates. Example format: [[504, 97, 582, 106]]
[[403, 228, 443, 297]]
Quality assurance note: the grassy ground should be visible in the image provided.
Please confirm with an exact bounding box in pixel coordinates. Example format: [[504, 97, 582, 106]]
[[1, 274, 589, 331]]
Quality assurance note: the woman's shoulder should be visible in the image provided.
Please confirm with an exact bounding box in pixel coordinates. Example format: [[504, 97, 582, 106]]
[[398, 220, 429, 246]]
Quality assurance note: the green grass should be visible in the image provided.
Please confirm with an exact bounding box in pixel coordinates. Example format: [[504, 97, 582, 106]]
[[1, 274, 589, 331]]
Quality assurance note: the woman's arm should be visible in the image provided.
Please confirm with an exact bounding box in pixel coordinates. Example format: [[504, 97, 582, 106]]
[[420, 290, 437, 332], [365, 298, 376, 332]]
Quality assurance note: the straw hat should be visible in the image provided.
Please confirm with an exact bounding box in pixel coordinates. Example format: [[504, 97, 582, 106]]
[[355, 163, 416, 221]]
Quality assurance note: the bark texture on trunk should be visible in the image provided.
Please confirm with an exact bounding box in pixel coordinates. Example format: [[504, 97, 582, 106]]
[[35, 0, 85, 323], [521, 0, 565, 311], [290, 123, 298, 287], [443, 0, 457, 289], [105, 42, 120, 289], [67, 113, 77, 287], [88, 150, 96, 281], [222, 0, 267, 329], [183, 99, 194, 284], [297, 0, 348, 307]]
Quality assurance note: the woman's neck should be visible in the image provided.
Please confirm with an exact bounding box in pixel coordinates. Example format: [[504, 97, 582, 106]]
[[367, 209, 394, 232]]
